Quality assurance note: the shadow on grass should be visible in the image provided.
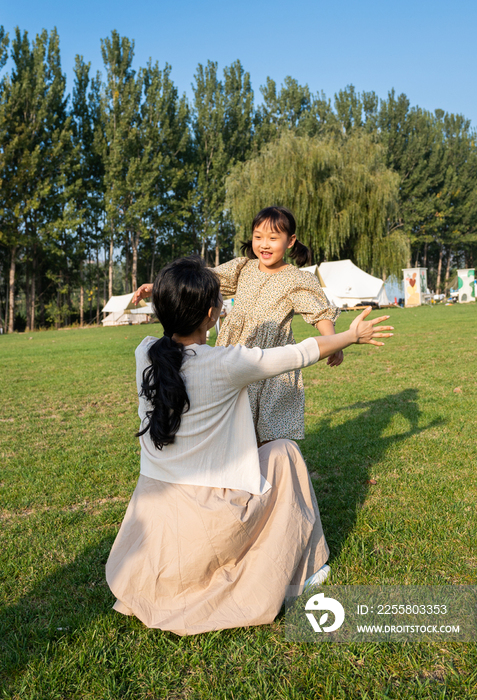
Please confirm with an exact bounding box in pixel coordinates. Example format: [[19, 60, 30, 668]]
[[301, 388, 443, 559], [0, 535, 118, 685], [0, 389, 442, 684]]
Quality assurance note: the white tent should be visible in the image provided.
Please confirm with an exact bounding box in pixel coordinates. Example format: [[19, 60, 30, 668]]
[[301, 260, 390, 308], [102, 293, 153, 326]]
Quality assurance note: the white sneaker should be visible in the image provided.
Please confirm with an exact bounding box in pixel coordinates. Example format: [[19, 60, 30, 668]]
[[304, 564, 331, 588]]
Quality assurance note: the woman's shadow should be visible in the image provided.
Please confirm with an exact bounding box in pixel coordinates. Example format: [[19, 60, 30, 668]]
[[0, 535, 119, 688], [300, 388, 442, 559]]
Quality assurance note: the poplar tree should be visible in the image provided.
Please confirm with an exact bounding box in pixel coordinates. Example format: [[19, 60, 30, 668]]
[[0, 28, 76, 331], [192, 59, 254, 265], [334, 85, 380, 134], [0, 26, 11, 331], [71, 56, 104, 324], [138, 61, 192, 280], [378, 92, 446, 262], [100, 31, 142, 294], [255, 76, 335, 146], [192, 60, 226, 262], [123, 59, 192, 289], [431, 112, 477, 290]]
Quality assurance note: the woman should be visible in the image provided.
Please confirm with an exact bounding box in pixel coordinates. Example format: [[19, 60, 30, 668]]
[[106, 256, 392, 636]]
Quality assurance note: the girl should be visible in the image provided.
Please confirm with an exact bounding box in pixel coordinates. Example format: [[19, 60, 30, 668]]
[[214, 206, 341, 444], [108, 256, 392, 635], [134, 206, 342, 444]]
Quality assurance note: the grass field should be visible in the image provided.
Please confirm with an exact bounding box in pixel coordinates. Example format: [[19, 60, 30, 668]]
[[1, 304, 476, 699]]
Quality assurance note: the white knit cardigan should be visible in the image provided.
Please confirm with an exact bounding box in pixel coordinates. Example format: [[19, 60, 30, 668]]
[[136, 336, 320, 495]]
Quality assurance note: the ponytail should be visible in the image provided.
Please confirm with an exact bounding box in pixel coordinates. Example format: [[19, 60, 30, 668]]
[[136, 256, 220, 450], [136, 336, 191, 450], [240, 239, 257, 259], [290, 240, 311, 267]]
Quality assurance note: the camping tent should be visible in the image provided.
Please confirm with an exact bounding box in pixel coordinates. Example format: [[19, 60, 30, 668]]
[[102, 293, 153, 326], [301, 260, 390, 308]]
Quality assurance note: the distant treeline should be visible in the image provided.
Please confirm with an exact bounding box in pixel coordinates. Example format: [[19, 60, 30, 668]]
[[0, 27, 476, 331]]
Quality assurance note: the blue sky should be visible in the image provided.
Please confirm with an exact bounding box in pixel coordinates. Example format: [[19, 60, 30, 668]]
[[3, 0, 477, 125]]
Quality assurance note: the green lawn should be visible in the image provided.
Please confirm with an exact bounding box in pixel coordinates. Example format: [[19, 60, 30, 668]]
[[1, 304, 476, 699]]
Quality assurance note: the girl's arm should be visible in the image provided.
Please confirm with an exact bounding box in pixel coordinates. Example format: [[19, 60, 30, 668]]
[[213, 257, 249, 297], [315, 319, 343, 367], [132, 284, 153, 305], [290, 271, 340, 326], [291, 272, 343, 367]]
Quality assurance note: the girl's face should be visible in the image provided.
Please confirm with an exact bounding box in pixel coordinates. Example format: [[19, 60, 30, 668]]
[[252, 220, 296, 272]]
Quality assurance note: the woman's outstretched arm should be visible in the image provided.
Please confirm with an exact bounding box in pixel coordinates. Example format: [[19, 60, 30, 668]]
[[223, 307, 394, 389]]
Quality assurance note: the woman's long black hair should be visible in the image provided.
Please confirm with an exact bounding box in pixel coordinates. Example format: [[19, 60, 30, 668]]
[[240, 205, 311, 267], [137, 256, 221, 450]]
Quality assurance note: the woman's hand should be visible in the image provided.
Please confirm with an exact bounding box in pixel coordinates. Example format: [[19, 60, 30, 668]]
[[132, 284, 153, 306], [350, 307, 394, 345], [315, 307, 393, 360]]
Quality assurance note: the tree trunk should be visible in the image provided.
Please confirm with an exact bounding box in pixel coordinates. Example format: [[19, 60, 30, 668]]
[[414, 247, 420, 267], [131, 231, 139, 291], [150, 230, 156, 283], [80, 267, 84, 327], [38, 274, 44, 327], [444, 249, 452, 293], [56, 286, 61, 330], [31, 254, 36, 330], [3, 279, 8, 332], [423, 241, 428, 268], [66, 273, 72, 327], [96, 246, 100, 325], [0, 281, 6, 332], [103, 247, 107, 308], [124, 235, 130, 294], [215, 232, 220, 267], [109, 231, 114, 298], [8, 247, 17, 333], [464, 248, 472, 268], [79, 230, 84, 327], [25, 265, 31, 332], [435, 245, 444, 294]]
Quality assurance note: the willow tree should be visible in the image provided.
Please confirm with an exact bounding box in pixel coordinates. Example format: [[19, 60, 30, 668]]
[[225, 130, 408, 277]]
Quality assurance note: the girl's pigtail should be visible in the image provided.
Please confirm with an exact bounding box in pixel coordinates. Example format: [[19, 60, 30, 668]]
[[240, 240, 257, 260], [290, 240, 311, 267], [136, 335, 190, 450]]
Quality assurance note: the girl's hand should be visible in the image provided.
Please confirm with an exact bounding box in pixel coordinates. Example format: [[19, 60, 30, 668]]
[[327, 350, 344, 367], [132, 284, 153, 306], [350, 307, 394, 345]]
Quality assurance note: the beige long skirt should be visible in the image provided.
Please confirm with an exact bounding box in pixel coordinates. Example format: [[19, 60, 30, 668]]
[[106, 439, 329, 636]]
